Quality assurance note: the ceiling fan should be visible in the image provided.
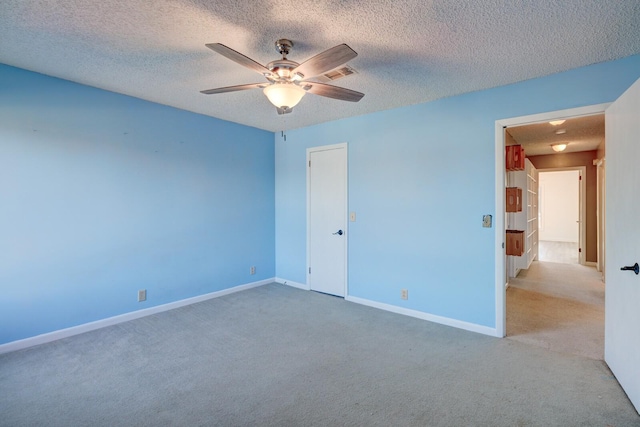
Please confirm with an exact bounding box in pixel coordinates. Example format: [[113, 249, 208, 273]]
[[200, 39, 364, 115]]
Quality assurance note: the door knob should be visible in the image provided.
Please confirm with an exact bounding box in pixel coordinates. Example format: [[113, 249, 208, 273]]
[[620, 263, 639, 275], [333, 229, 343, 236]]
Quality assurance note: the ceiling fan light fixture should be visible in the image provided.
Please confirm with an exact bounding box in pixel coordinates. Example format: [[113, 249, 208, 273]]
[[551, 143, 568, 152], [263, 83, 306, 109], [549, 120, 566, 126]]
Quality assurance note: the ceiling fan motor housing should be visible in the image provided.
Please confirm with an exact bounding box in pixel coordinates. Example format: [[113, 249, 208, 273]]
[[267, 59, 302, 80]]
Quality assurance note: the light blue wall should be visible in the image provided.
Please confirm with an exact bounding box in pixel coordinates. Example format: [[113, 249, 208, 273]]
[[0, 65, 275, 344], [275, 54, 640, 328], [3, 54, 639, 345]]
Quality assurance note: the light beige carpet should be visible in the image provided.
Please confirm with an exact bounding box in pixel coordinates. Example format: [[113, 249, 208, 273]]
[[2, 283, 638, 426], [507, 261, 604, 360], [538, 240, 579, 264]]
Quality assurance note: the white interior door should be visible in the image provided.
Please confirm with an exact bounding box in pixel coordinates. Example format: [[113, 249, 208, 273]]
[[604, 77, 640, 412], [307, 144, 347, 297]]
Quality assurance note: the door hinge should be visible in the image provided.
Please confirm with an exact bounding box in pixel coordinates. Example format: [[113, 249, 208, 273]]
[[579, 175, 582, 180], [308, 267, 311, 274], [308, 160, 311, 167], [579, 248, 582, 253]]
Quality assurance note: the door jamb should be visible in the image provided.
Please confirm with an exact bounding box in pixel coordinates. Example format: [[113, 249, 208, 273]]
[[494, 103, 610, 337], [594, 158, 605, 273], [306, 142, 349, 297]]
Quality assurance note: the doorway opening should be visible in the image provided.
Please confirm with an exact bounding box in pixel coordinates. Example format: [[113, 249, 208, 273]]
[[537, 168, 585, 265], [494, 104, 608, 361]]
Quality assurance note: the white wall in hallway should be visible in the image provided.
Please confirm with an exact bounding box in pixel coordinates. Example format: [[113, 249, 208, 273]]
[[539, 170, 579, 242]]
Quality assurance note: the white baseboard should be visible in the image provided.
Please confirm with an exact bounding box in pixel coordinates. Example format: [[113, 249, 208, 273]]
[[585, 261, 597, 267], [0, 278, 274, 355], [275, 277, 309, 290], [345, 295, 498, 337], [274, 280, 498, 337]]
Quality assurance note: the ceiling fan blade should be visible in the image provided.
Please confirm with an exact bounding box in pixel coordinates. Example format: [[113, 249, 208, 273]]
[[292, 44, 357, 79], [200, 83, 266, 95], [206, 43, 273, 77], [303, 82, 364, 102]]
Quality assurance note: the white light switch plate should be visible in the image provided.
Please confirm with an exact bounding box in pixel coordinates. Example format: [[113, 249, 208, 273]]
[[483, 215, 492, 228], [350, 212, 356, 222]]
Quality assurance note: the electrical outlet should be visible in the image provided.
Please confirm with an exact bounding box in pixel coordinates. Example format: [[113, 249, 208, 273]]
[[401, 289, 408, 300], [250, 266, 256, 275], [138, 289, 147, 302]]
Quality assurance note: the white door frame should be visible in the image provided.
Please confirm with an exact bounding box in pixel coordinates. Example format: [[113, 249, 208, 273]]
[[494, 103, 610, 337], [537, 167, 587, 265], [306, 142, 349, 296], [594, 158, 605, 274]]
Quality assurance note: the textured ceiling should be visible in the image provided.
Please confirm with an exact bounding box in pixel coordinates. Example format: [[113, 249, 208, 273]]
[[507, 114, 604, 157], [1, 0, 639, 132]]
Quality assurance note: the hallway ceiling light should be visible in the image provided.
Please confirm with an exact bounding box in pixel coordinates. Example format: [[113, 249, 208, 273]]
[[549, 120, 566, 126], [555, 129, 567, 135], [551, 143, 568, 152]]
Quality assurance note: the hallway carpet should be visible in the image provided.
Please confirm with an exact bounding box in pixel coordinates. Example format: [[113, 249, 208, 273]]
[[507, 261, 604, 360], [537, 240, 579, 264]]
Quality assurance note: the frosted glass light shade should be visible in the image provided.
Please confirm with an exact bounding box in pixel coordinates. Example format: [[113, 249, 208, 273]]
[[551, 143, 567, 152], [263, 83, 305, 108]]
